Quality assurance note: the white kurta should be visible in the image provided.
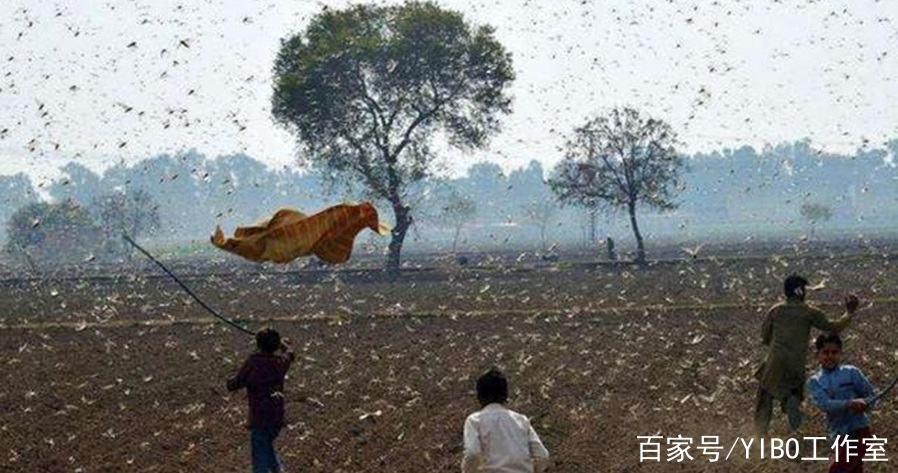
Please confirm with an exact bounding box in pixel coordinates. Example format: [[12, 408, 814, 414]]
[[462, 403, 550, 473]]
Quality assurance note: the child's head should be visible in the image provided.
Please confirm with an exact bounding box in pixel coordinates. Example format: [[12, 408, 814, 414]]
[[814, 332, 842, 370], [256, 328, 282, 354], [784, 274, 808, 300], [476, 367, 508, 407]]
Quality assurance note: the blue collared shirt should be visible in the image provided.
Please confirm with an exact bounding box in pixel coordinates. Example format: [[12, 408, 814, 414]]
[[807, 364, 876, 437]]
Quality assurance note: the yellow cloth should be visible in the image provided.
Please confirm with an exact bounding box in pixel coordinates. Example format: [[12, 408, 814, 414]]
[[211, 202, 390, 264]]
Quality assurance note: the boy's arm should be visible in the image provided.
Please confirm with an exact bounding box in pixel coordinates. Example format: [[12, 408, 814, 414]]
[[227, 359, 250, 392], [809, 308, 851, 333], [461, 454, 480, 473], [279, 339, 296, 373], [760, 308, 773, 347], [854, 367, 877, 409], [807, 376, 849, 413], [526, 419, 550, 473], [461, 416, 482, 473], [810, 295, 859, 333]]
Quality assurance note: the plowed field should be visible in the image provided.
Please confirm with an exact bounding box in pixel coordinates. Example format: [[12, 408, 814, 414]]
[[2, 249, 897, 472]]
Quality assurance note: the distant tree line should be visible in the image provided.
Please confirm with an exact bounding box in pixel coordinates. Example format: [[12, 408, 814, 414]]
[[1, 138, 896, 269]]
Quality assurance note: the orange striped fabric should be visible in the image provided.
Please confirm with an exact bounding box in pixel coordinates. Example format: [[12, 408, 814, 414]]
[[211, 202, 390, 264]]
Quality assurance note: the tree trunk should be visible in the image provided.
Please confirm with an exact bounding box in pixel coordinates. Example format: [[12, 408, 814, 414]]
[[386, 203, 412, 278], [589, 209, 597, 247], [452, 226, 461, 254], [627, 201, 646, 267]]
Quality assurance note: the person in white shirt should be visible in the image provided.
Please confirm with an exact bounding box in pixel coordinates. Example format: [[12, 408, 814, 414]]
[[462, 368, 551, 473]]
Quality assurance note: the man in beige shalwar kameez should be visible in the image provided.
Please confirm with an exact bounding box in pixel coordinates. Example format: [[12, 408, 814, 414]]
[[755, 275, 859, 436]]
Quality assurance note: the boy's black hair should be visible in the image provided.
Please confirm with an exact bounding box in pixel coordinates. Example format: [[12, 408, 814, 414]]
[[256, 328, 281, 354], [784, 274, 809, 299], [477, 367, 508, 406], [815, 332, 842, 351]]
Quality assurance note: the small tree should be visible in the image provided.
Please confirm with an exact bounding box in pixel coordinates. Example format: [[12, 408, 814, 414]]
[[440, 190, 476, 253], [271, 1, 514, 275], [93, 189, 161, 259], [549, 107, 684, 266], [585, 207, 598, 247], [5, 200, 101, 266], [520, 199, 557, 252], [799, 202, 832, 240]]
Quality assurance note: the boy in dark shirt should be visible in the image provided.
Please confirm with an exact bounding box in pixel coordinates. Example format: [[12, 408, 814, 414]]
[[228, 328, 295, 473]]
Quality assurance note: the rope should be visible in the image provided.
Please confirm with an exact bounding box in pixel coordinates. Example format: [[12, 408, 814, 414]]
[[872, 376, 898, 405], [122, 234, 254, 335]]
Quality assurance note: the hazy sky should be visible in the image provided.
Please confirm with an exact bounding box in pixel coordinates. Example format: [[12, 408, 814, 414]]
[[1, 0, 896, 186]]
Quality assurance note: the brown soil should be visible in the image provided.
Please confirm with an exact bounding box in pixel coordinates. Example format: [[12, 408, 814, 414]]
[[2, 251, 897, 472]]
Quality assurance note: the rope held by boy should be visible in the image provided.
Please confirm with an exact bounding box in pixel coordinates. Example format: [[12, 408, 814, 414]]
[[122, 233, 254, 335], [872, 375, 898, 405]]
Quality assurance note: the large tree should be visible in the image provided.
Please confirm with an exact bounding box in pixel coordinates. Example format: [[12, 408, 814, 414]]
[[271, 1, 514, 274], [549, 107, 684, 266]]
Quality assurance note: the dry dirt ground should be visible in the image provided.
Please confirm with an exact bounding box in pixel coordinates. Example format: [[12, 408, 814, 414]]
[[2, 247, 898, 472]]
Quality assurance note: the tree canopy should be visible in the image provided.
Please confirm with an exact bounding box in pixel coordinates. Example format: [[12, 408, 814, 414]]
[[6, 200, 101, 267], [271, 0, 514, 273], [549, 107, 684, 265], [94, 189, 161, 259], [440, 189, 477, 253]]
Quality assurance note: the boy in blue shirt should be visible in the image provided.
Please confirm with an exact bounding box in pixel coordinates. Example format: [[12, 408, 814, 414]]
[[806, 332, 876, 473]]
